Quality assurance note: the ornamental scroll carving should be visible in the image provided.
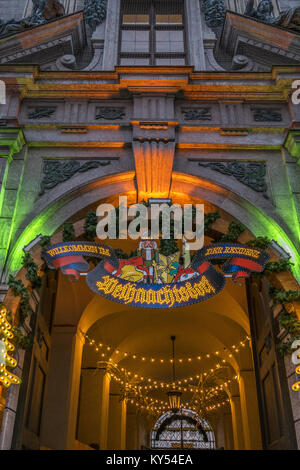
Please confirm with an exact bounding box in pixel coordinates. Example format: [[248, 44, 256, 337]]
[[95, 107, 125, 120], [28, 107, 56, 119], [251, 108, 282, 122], [182, 108, 212, 121], [198, 161, 269, 198], [201, 0, 226, 28], [84, 0, 107, 30], [39, 159, 111, 195]]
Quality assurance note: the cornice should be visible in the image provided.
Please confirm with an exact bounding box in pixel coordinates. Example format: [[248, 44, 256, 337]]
[[0, 65, 299, 101]]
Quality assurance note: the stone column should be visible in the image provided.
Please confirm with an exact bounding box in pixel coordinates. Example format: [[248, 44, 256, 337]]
[[284, 131, 300, 231], [99, 367, 111, 450], [131, 96, 176, 201], [230, 395, 245, 450], [39, 326, 84, 450], [107, 393, 127, 450], [76, 368, 103, 447], [102, 0, 121, 70], [185, 0, 206, 70], [76, 364, 112, 449], [238, 370, 263, 450], [0, 128, 25, 276], [223, 411, 234, 450], [126, 404, 138, 450]]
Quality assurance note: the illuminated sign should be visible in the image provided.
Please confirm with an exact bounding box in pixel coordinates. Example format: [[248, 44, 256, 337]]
[[43, 241, 269, 309]]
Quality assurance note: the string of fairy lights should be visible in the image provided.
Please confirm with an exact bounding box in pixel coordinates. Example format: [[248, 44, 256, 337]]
[[83, 333, 249, 416], [84, 335, 251, 364]]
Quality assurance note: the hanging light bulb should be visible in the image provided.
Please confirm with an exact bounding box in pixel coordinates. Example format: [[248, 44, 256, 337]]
[[167, 335, 182, 411]]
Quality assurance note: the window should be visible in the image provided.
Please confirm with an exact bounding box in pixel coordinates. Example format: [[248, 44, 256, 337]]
[[151, 409, 216, 449], [119, 0, 186, 66]]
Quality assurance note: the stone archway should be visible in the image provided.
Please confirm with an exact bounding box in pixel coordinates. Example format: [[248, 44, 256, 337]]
[[3, 176, 299, 450]]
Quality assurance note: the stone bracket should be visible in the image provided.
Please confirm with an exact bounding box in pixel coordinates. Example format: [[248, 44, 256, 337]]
[[284, 130, 300, 165], [133, 136, 176, 201], [0, 128, 25, 163]]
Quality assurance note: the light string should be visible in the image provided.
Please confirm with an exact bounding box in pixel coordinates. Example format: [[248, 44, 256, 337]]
[[0, 305, 22, 388], [125, 394, 230, 416], [85, 334, 251, 365], [109, 366, 235, 417], [110, 370, 237, 393]]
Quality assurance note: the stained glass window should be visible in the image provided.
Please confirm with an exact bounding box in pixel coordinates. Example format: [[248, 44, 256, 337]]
[[151, 409, 216, 449]]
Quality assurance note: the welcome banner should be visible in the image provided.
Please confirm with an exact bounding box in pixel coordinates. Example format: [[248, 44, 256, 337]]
[[43, 242, 270, 309]]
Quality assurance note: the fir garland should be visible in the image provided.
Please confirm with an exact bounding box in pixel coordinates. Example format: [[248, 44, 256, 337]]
[[7, 276, 33, 350], [220, 221, 246, 242], [84, 211, 98, 241], [246, 237, 271, 250], [62, 222, 75, 242], [204, 211, 221, 234], [22, 252, 42, 289], [277, 310, 300, 356], [269, 287, 300, 305]]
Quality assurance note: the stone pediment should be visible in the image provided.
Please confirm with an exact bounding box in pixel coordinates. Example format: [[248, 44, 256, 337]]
[[219, 11, 300, 71], [0, 12, 86, 67]]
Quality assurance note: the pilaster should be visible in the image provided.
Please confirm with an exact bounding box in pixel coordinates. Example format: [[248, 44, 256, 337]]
[[185, 0, 206, 70], [132, 95, 176, 201], [102, 0, 120, 70], [0, 128, 25, 276], [40, 326, 85, 450], [238, 370, 263, 450]]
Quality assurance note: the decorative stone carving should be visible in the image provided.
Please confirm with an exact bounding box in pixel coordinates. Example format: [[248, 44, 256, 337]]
[[245, 1, 300, 33], [251, 108, 282, 122], [201, 0, 226, 28], [0, 0, 65, 38], [39, 159, 111, 195], [28, 107, 56, 119], [84, 0, 107, 30], [181, 108, 212, 121], [56, 54, 77, 70], [95, 107, 125, 120], [232, 55, 254, 71], [133, 140, 175, 200], [271, 7, 300, 33], [244, 0, 274, 22], [198, 161, 269, 198]]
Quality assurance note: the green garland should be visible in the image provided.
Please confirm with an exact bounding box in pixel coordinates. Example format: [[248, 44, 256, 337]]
[[62, 222, 75, 242], [263, 259, 293, 275], [40, 235, 51, 251], [269, 287, 300, 305], [7, 276, 33, 350], [22, 252, 42, 289], [246, 237, 271, 250], [84, 211, 97, 241], [277, 310, 300, 356], [268, 287, 300, 356], [220, 221, 246, 242], [204, 211, 221, 234]]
